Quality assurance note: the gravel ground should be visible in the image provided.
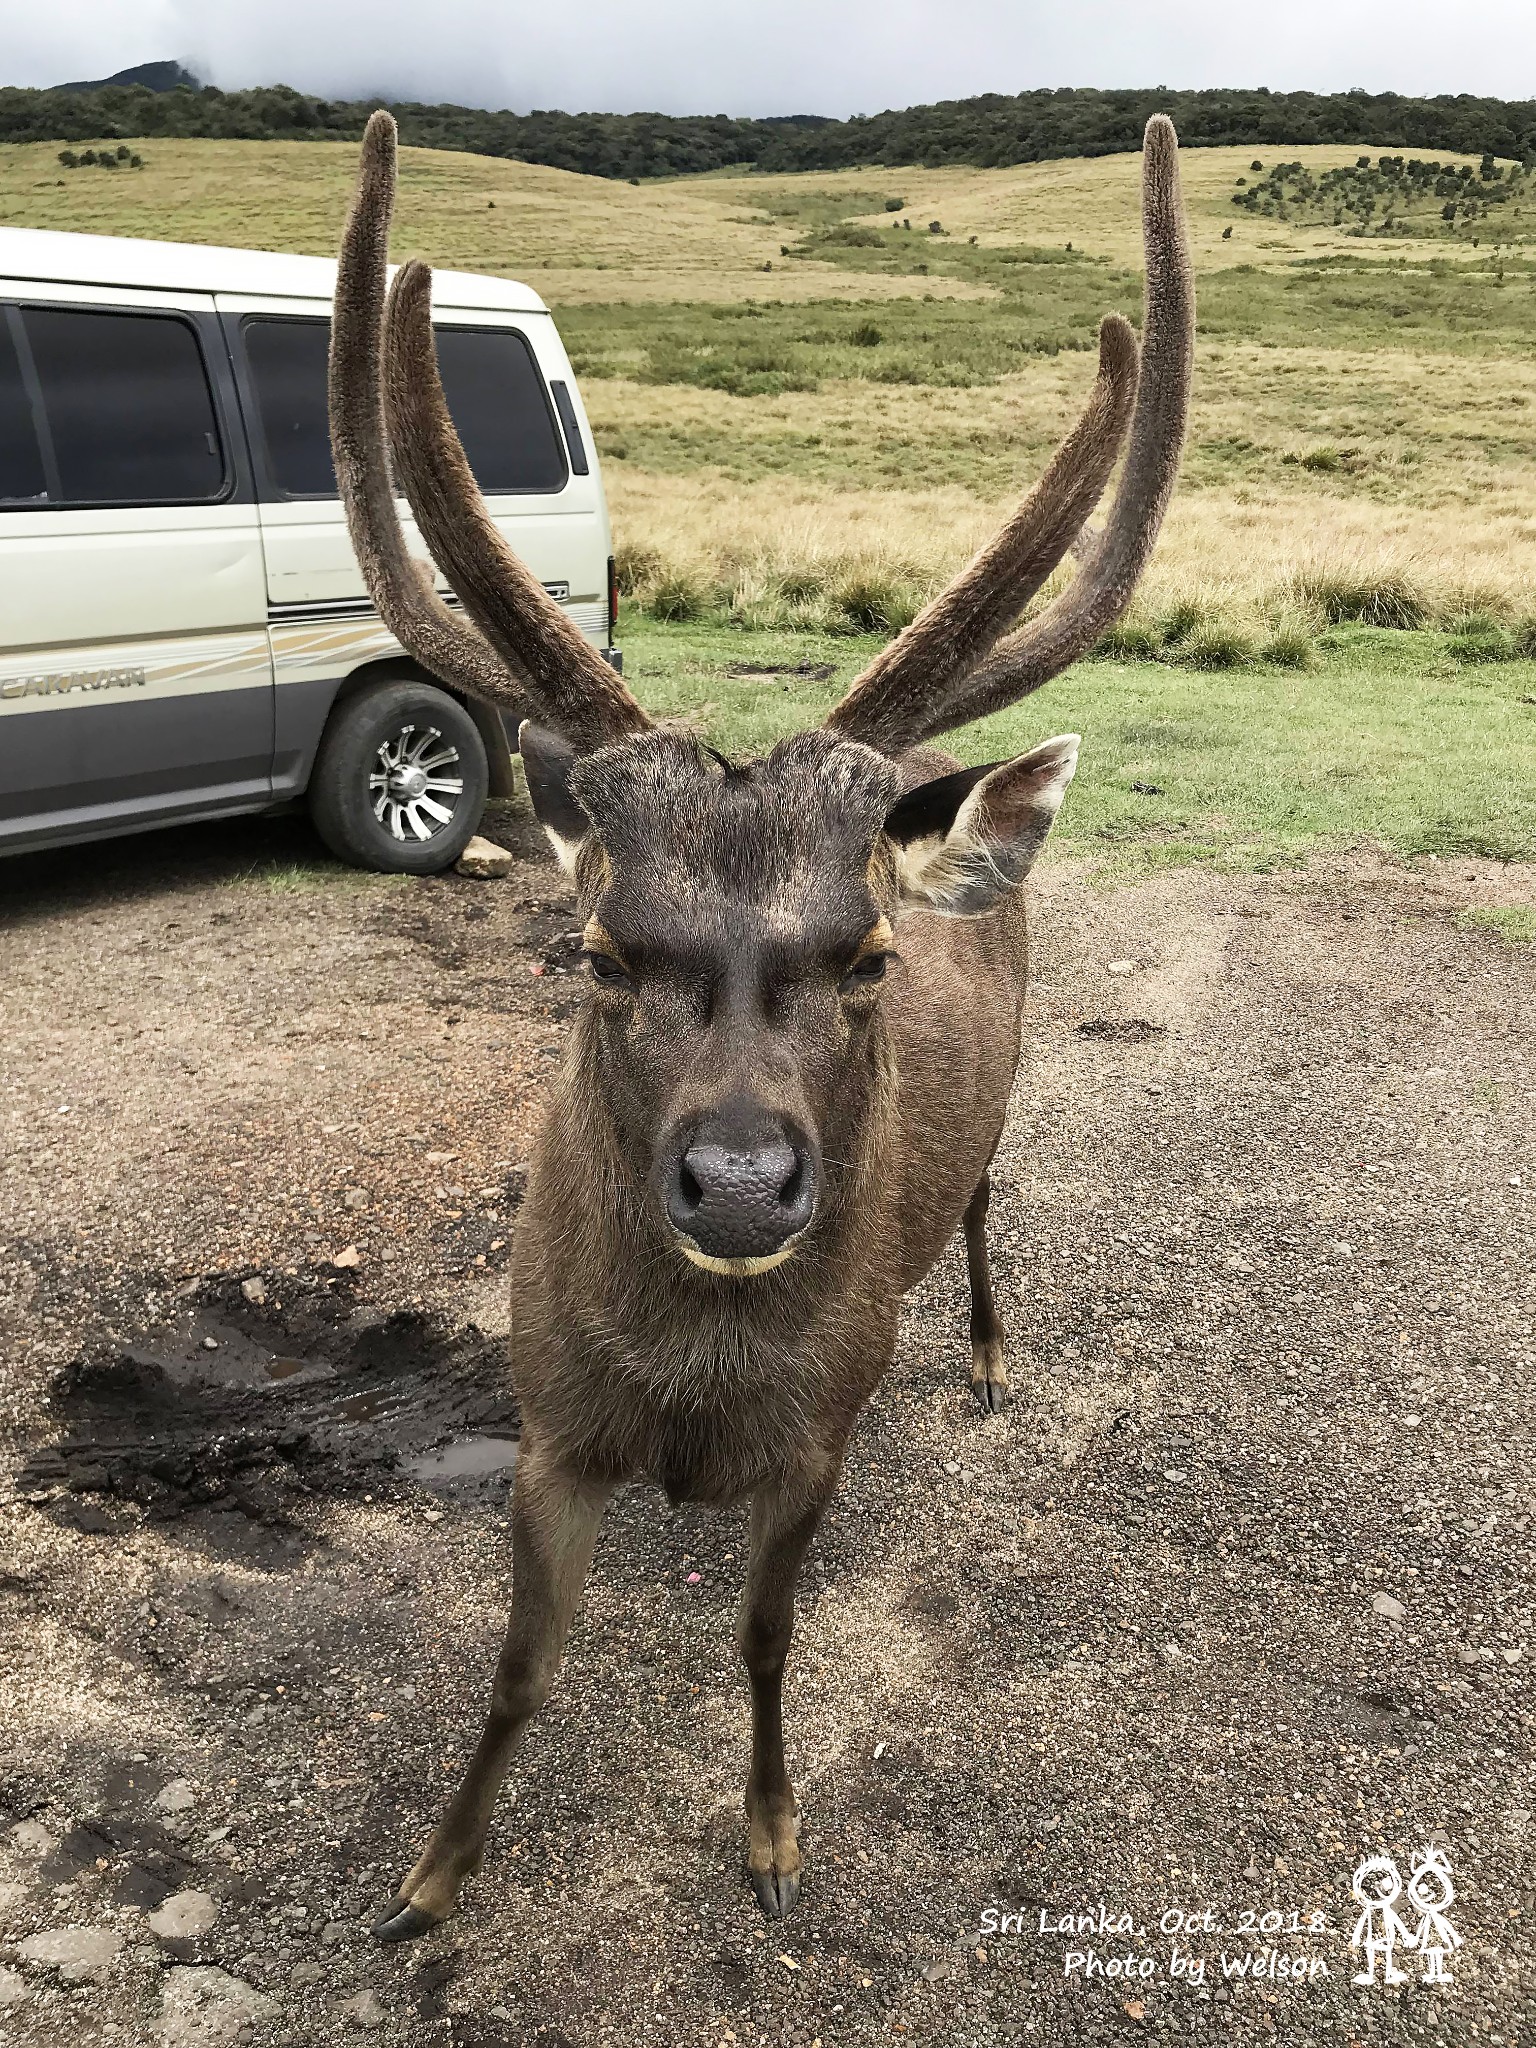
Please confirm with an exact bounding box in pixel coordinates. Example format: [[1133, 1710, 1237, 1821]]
[[0, 809, 1531, 2048]]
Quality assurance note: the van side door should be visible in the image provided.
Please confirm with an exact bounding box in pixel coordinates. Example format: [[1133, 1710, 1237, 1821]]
[[0, 285, 273, 854]]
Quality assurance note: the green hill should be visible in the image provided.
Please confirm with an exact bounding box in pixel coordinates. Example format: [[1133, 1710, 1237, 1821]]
[[1, 79, 1534, 183]]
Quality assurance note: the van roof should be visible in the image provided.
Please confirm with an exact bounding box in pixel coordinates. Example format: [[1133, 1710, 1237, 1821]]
[[0, 225, 550, 314]]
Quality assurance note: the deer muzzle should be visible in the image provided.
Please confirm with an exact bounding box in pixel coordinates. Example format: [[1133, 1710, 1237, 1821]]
[[658, 1109, 819, 1276]]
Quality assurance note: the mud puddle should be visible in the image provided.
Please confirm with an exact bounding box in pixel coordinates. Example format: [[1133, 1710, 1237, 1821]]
[[14, 1269, 521, 1528]]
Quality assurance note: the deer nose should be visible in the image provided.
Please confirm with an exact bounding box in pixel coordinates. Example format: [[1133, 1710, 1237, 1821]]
[[664, 1125, 817, 1264]]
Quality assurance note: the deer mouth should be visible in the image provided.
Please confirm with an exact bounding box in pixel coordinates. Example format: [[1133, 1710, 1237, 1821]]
[[673, 1237, 804, 1279]]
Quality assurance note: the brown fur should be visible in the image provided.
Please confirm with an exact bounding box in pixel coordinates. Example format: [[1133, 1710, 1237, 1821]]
[[329, 117, 1194, 1942]]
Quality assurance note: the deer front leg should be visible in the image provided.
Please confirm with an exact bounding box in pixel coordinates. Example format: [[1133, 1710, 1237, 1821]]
[[964, 1169, 1009, 1414], [738, 1464, 839, 1920], [373, 1439, 610, 1942]]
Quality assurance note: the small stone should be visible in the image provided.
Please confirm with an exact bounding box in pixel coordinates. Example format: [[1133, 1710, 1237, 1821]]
[[290, 1960, 324, 1985], [9, 1818, 58, 1860], [1163, 1469, 1187, 1483], [202, 1336, 219, 1351], [1502, 1648, 1523, 1665], [18, 1925, 122, 1984], [155, 1779, 198, 1814], [1372, 1593, 1406, 1621], [1107, 959, 1136, 975], [161, 1965, 273, 2047], [0, 1966, 26, 2007], [456, 836, 513, 880], [150, 1891, 219, 1941], [343, 1188, 368, 1210], [331, 1245, 362, 1270], [339, 1988, 388, 2027], [239, 1277, 267, 1305], [320, 1922, 348, 1946]]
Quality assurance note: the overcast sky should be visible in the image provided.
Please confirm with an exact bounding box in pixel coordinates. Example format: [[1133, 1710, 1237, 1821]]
[[2, 0, 1532, 115]]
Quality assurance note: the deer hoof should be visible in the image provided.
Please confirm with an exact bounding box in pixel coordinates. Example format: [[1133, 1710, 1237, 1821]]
[[371, 1900, 442, 1944], [749, 1864, 802, 1919], [970, 1337, 1009, 1415]]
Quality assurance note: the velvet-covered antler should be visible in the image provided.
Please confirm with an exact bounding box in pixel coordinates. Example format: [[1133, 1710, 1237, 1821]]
[[826, 115, 1194, 755]]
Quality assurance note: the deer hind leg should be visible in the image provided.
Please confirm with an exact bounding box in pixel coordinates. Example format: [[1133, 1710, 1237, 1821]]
[[373, 1442, 610, 1942], [738, 1468, 839, 1920], [965, 1169, 1009, 1414]]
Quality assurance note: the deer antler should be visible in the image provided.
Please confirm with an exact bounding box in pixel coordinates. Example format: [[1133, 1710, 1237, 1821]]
[[329, 111, 520, 707], [383, 254, 650, 750], [332, 111, 651, 750], [826, 115, 1194, 755]]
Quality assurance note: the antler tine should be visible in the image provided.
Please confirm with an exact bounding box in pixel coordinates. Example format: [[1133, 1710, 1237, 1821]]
[[384, 258, 651, 752], [916, 115, 1195, 741], [825, 312, 1138, 756], [329, 111, 521, 707]]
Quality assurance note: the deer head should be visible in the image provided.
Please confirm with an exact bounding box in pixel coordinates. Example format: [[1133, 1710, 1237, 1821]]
[[330, 113, 1193, 1277]]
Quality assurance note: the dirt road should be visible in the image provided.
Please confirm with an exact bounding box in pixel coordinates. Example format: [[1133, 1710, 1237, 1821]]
[[0, 809, 1531, 2047]]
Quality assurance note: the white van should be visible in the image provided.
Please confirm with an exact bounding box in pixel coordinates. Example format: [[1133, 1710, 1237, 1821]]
[[0, 225, 618, 872]]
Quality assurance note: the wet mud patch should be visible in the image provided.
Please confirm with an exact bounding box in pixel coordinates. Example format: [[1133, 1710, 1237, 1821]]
[[14, 1269, 521, 1528]]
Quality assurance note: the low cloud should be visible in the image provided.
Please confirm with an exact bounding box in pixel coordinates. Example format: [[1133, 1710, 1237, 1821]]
[[3, 0, 1533, 114]]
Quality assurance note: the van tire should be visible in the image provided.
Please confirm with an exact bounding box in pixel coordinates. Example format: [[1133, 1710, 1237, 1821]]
[[309, 680, 488, 874]]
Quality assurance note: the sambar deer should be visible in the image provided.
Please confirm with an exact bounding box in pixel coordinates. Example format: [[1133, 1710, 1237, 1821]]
[[328, 110, 1193, 1938]]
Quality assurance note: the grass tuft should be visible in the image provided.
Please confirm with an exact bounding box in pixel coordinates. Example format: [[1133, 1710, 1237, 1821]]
[[1259, 609, 1320, 669], [648, 570, 710, 622], [1167, 623, 1256, 670], [1457, 906, 1536, 945], [1291, 565, 1430, 630]]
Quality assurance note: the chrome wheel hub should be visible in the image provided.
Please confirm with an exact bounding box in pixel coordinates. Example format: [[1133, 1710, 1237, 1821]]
[[369, 723, 464, 842]]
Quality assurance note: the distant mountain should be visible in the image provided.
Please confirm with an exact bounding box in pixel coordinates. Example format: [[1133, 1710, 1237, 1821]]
[[3, 78, 1533, 180], [52, 60, 199, 95]]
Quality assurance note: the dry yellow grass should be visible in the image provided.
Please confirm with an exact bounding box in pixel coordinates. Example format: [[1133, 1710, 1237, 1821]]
[[0, 138, 990, 303], [594, 332, 1536, 613], [3, 133, 1531, 610], [608, 463, 1536, 630]]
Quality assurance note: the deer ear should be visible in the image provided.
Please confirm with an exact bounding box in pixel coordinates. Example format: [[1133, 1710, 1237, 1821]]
[[882, 735, 1079, 916], [518, 721, 588, 874]]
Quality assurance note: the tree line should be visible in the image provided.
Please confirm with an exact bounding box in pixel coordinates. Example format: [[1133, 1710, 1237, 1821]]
[[1, 80, 1533, 180]]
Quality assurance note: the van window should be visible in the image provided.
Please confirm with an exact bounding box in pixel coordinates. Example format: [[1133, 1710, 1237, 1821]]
[[0, 304, 225, 507], [433, 327, 568, 493], [242, 316, 568, 498], [0, 313, 47, 505]]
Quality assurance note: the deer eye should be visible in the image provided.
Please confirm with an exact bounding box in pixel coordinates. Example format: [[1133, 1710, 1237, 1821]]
[[841, 952, 892, 992], [583, 950, 630, 986]]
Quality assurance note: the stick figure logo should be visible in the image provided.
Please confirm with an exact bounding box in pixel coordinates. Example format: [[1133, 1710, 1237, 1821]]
[[1349, 1847, 1462, 1987], [1406, 1847, 1463, 1984], [1350, 1854, 1414, 1986]]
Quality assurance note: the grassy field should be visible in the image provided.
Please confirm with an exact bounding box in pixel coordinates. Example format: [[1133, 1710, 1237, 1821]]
[[621, 613, 1536, 874], [2, 132, 1534, 865]]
